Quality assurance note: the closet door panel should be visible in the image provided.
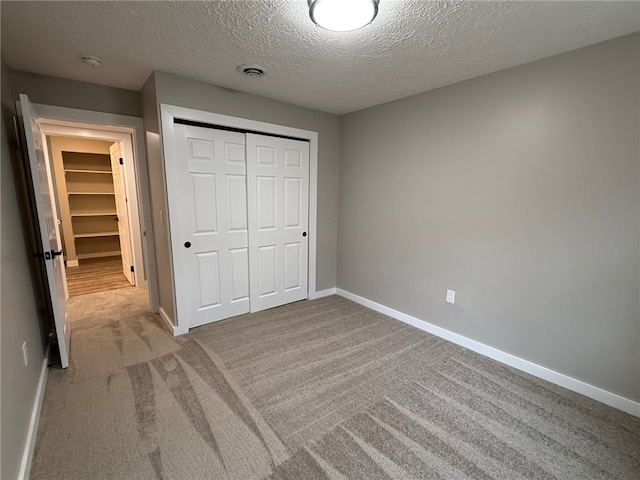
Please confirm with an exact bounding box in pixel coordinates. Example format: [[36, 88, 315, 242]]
[[196, 251, 221, 308], [229, 247, 249, 302], [284, 177, 302, 228], [257, 244, 277, 297], [227, 175, 247, 232], [169, 124, 249, 329], [191, 173, 218, 233], [257, 176, 276, 230], [284, 242, 301, 291], [247, 134, 309, 312]]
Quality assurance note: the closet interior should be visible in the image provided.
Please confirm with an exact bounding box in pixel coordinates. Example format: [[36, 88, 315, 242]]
[[49, 136, 132, 296]]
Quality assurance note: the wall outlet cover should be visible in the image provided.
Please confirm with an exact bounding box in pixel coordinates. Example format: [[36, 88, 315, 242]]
[[446, 289, 456, 304]]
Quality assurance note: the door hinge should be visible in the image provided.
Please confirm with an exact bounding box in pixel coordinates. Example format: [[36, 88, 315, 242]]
[[130, 265, 134, 273], [119, 157, 123, 165]]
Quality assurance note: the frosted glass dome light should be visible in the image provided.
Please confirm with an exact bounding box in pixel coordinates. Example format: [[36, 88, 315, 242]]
[[309, 0, 379, 32]]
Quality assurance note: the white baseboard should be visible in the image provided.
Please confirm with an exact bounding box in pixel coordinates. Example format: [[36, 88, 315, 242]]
[[310, 287, 337, 300], [18, 350, 49, 480], [336, 289, 640, 418], [159, 307, 188, 336]]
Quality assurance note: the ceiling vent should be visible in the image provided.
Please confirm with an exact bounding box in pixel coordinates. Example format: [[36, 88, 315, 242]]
[[237, 64, 266, 78], [80, 55, 102, 67]]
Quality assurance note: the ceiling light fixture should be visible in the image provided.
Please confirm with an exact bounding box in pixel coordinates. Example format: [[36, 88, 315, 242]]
[[308, 0, 379, 32], [80, 55, 102, 67]]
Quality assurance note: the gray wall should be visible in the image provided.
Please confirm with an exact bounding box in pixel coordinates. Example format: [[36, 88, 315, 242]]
[[141, 73, 175, 320], [9, 69, 142, 116], [1, 61, 48, 479], [338, 33, 640, 401], [1, 65, 144, 477], [144, 71, 341, 322]]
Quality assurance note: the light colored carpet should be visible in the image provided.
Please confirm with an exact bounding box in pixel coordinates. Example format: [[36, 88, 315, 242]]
[[31, 290, 640, 479]]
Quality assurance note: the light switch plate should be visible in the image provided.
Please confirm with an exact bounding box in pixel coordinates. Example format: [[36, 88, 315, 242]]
[[445, 289, 456, 304]]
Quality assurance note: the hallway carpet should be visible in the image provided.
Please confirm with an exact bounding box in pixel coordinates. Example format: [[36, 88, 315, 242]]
[[31, 290, 640, 479]]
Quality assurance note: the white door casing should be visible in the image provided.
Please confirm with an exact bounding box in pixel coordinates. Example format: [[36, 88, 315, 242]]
[[38, 121, 147, 286], [18, 94, 71, 368], [168, 124, 250, 328], [110, 142, 134, 285], [246, 134, 309, 312]]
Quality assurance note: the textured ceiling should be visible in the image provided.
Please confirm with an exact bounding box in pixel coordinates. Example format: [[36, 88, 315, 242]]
[[1, 1, 639, 114]]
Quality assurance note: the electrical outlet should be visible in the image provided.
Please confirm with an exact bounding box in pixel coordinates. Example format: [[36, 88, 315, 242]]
[[22, 342, 28, 367], [445, 289, 456, 305]]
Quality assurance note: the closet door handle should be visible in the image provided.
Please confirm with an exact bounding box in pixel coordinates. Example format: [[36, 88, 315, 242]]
[[302, 232, 307, 237], [184, 241, 191, 248]]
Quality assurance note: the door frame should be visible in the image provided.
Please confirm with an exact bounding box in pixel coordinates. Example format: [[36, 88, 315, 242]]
[[30, 103, 159, 312], [160, 104, 320, 332], [40, 124, 142, 281]]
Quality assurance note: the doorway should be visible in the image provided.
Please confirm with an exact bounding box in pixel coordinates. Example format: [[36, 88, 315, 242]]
[[40, 125, 146, 298], [44, 135, 132, 296]]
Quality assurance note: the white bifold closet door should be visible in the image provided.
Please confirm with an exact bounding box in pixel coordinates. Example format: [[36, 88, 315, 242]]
[[169, 123, 309, 330]]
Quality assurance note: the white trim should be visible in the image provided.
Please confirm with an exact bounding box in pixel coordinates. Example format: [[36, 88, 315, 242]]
[[159, 307, 188, 336], [31, 103, 159, 313], [32, 104, 140, 129], [157, 107, 178, 333], [310, 287, 337, 299], [159, 104, 319, 331], [307, 138, 318, 301], [336, 288, 640, 418], [158, 108, 181, 333], [18, 351, 49, 480]]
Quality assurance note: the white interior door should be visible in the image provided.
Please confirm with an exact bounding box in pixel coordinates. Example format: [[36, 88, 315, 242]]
[[18, 94, 71, 368], [168, 124, 250, 328], [246, 134, 309, 312], [109, 142, 134, 285]]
